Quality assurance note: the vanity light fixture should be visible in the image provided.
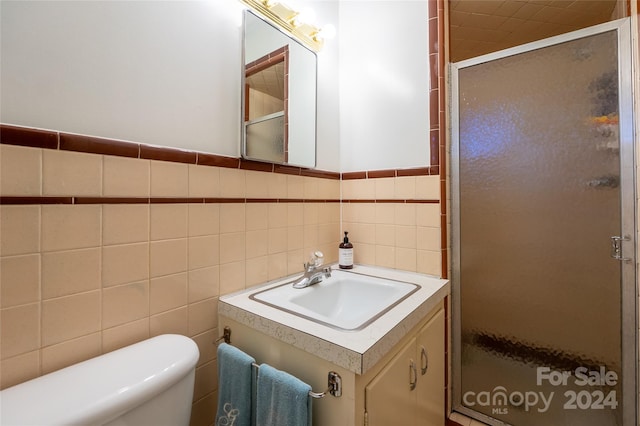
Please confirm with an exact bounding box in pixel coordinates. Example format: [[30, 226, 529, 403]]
[[239, 0, 326, 51]]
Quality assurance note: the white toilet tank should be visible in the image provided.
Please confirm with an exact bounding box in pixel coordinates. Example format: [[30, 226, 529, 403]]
[[0, 334, 200, 426]]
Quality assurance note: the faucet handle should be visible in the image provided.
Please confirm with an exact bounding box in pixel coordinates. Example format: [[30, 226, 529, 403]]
[[309, 251, 324, 267], [303, 251, 324, 271]]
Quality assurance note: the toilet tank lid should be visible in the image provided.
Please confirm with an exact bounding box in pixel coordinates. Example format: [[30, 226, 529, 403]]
[[0, 334, 200, 425]]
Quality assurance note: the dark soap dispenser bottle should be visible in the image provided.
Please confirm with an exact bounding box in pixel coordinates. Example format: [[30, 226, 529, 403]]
[[339, 231, 354, 269]]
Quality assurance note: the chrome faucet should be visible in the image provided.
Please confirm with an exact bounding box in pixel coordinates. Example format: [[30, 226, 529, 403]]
[[293, 251, 332, 289]]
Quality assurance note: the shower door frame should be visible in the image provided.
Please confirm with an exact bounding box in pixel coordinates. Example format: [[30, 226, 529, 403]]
[[450, 18, 637, 426]]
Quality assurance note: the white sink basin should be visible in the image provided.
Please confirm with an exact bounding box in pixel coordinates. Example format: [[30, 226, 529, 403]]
[[249, 269, 419, 331]]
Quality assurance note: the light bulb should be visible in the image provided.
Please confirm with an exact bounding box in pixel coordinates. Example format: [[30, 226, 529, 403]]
[[296, 7, 316, 24], [316, 24, 336, 41]]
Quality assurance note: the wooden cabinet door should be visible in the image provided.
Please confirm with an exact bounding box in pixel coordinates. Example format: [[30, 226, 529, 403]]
[[416, 309, 445, 426], [365, 337, 418, 426]]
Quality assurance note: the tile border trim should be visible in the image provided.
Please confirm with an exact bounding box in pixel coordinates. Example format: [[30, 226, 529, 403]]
[[0, 123, 341, 180], [341, 199, 439, 204], [342, 166, 439, 180], [0, 196, 347, 205], [0, 196, 438, 205], [0, 124, 440, 180]]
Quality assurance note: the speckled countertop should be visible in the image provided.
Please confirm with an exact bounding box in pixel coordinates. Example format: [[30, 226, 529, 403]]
[[218, 265, 449, 375]]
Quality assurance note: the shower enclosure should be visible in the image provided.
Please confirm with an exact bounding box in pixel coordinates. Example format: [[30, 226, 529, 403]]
[[451, 19, 636, 425]]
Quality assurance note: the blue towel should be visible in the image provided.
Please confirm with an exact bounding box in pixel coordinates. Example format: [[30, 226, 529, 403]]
[[215, 343, 255, 426], [256, 363, 312, 426]]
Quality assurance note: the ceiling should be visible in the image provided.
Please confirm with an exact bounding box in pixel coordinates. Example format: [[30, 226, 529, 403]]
[[246, 62, 285, 100], [450, 0, 622, 62]]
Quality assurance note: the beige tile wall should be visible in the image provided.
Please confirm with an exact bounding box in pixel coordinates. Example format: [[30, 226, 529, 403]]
[[341, 175, 443, 276], [0, 144, 340, 426], [0, 142, 444, 426]]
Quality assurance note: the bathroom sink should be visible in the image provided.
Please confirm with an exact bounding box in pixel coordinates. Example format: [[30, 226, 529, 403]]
[[249, 270, 419, 331]]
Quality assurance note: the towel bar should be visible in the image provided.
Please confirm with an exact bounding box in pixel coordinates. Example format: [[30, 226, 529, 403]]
[[215, 325, 342, 398], [252, 363, 342, 398], [214, 326, 232, 345], [310, 371, 342, 399]]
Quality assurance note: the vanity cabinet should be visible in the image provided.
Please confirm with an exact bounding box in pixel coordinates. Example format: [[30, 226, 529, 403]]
[[219, 300, 446, 426], [364, 308, 445, 426]]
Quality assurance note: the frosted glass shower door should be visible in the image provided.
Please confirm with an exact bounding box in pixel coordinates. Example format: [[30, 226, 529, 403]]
[[452, 20, 635, 426]]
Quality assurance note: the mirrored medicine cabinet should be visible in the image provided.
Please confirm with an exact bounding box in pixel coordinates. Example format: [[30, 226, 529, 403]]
[[241, 9, 317, 169]]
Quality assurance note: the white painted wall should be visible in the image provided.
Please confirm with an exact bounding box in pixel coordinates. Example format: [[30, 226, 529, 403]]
[[0, 0, 430, 173], [0, 1, 243, 158], [308, 1, 341, 172], [338, 1, 430, 172]]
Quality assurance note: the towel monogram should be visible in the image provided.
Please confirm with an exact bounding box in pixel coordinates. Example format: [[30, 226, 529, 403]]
[[217, 402, 240, 426]]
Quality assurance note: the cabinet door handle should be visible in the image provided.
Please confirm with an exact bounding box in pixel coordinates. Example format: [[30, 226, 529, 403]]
[[420, 346, 428, 375], [409, 360, 417, 391]]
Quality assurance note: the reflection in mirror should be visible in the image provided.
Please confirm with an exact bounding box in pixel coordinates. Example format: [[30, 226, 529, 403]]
[[242, 9, 317, 168], [245, 46, 288, 163]]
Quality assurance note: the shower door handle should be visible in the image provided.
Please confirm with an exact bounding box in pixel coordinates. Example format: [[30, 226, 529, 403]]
[[587, 175, 619, 189], [610, 236, 631, 262]]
